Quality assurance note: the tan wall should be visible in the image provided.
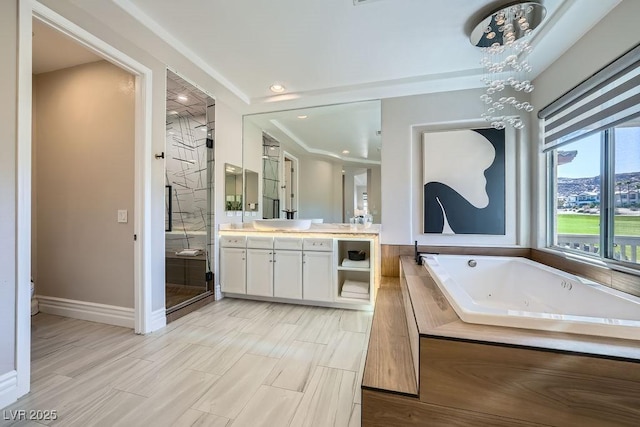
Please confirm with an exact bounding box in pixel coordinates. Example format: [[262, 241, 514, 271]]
[[34, 60, 135, 308]]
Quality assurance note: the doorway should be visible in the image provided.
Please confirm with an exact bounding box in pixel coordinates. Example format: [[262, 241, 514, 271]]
[[165, 71, 215, 318], [31, 17, 137, 328], [282, 152, 299, 218], [10, 2, 155, 408]]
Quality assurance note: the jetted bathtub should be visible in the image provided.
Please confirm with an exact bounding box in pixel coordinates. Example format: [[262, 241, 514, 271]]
[[421, 254, 640, 340]]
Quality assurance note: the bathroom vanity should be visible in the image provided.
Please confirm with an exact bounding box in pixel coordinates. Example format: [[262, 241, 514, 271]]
[[218, 223, 380, 309]]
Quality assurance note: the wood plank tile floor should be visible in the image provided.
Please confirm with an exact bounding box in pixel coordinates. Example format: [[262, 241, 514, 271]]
[[4, 298, 372, 427]]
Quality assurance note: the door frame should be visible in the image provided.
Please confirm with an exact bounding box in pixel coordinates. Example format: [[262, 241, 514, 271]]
[[14, 0, 154, 400], [281, 151, 299, 217]]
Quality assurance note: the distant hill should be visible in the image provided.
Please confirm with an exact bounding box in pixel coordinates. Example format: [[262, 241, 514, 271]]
[[557, 172, 640, 198]]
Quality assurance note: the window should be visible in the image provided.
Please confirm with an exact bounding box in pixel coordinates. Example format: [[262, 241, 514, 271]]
[[541, 44, 640, 267]]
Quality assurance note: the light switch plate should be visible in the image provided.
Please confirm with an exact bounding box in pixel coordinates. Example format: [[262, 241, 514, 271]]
[[117, 210, 128, 223]]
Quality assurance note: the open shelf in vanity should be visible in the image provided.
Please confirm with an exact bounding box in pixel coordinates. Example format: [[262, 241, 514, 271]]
[[335, 238, 374, 304]]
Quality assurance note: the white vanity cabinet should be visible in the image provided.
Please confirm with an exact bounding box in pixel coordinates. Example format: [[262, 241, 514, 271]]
[[218, 225, 379, 309], [245, 237, 304, 298], [302, 238, 334, 302], [220, 236, 247, 294], [272, 238, 303, 299], [246, 237, 274, 296], [246, 248, 274, 296]]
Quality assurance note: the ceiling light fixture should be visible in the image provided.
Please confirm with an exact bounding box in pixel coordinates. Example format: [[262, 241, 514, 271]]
[[270, 84, 285, 93], [470, 1, 546, 130], [297, 115, 308, 119]]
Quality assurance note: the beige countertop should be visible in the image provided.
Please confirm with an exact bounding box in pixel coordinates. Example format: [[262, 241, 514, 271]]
[[219, 223, 381, 236]]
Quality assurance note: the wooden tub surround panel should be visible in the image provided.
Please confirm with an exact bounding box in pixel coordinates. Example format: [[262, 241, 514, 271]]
[[362, 256, 640, 426], [362, 277, 417, 396], [421, 338, 640, 426], [361, 389, 541, 427]]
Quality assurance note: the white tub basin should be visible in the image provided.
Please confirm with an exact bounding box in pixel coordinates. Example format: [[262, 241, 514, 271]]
[[252, 219, 312, 231]]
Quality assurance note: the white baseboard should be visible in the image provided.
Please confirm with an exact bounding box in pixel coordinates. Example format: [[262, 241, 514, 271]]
[[149, 307, 166, 332], [36, 295, 134, 328], [0, 370, 18, 410]]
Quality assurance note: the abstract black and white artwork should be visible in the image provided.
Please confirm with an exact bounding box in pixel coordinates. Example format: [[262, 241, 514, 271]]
[[423, 128, 505, 235]]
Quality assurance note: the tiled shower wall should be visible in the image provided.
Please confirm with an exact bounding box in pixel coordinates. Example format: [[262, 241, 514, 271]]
[[165, 112, 214, 254]]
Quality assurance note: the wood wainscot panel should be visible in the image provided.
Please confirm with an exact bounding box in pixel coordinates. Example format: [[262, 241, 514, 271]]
[[381, 245, 413, 277], [611, 269, 640, 298], [419, 337, 640, 426], [382, 245, 531, 277], [362, 389, 539, 427], [530, 249, 613, 286]]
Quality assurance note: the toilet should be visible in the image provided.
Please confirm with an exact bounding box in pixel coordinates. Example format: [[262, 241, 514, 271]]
[[31, 279, 38, 316]]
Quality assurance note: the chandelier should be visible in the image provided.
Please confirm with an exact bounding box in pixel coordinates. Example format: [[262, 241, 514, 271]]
[[470, 2, 547, 130]]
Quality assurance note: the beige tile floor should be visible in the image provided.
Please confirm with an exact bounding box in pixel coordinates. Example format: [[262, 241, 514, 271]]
[[4, 298, 372, 427]]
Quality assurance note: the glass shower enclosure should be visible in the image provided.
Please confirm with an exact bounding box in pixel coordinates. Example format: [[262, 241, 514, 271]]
[[164, 70, 215, 314]]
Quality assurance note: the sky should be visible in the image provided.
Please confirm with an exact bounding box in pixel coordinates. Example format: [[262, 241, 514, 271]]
[[558, 127, 640, 178]]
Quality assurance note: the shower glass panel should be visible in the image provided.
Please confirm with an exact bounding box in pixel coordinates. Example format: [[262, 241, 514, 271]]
[[165, 70, 215, 313], [262, 134, 280, 219]]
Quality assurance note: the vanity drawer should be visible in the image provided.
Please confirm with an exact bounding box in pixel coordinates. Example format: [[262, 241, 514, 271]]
[[303, 238, 333, 252], [274, 237, 303, 250], [246, 236, 274, 249], [219, 235, 247, 248]]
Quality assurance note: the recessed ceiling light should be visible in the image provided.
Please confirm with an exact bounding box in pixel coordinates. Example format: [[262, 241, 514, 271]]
[[270, 84, 285, 93], [297, 115, 308, 119], [342, 150, 350, 154], [177, 95, 188, 101]]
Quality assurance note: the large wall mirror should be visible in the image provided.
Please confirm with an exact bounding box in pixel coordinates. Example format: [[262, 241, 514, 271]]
[[242, 100, 382, 223]]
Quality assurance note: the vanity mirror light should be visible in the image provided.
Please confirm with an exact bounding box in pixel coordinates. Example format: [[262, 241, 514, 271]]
[[242, 100, 382, 223], [224, 163, 243, 211]]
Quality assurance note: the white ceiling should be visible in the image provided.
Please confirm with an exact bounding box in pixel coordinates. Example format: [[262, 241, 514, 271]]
[[32, 18, 102, 75], [32, 0, 621, 165], [117, 0, 620, 111]]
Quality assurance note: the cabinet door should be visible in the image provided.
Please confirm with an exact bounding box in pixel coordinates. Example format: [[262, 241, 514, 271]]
[[303, 251, 334, 301], [246, 249, 274, 296], [274, 250, 302, 299], [220, 247, 246, 294]]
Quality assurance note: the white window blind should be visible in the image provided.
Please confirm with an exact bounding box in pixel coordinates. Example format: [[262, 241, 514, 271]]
[[539, 44, 640, 151]]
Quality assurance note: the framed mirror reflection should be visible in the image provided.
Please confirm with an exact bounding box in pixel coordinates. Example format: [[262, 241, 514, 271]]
[[242, 100, 381, 224]]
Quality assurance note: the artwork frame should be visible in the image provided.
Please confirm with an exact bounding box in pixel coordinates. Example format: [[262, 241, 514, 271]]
[[422, 128, 506, 235]]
